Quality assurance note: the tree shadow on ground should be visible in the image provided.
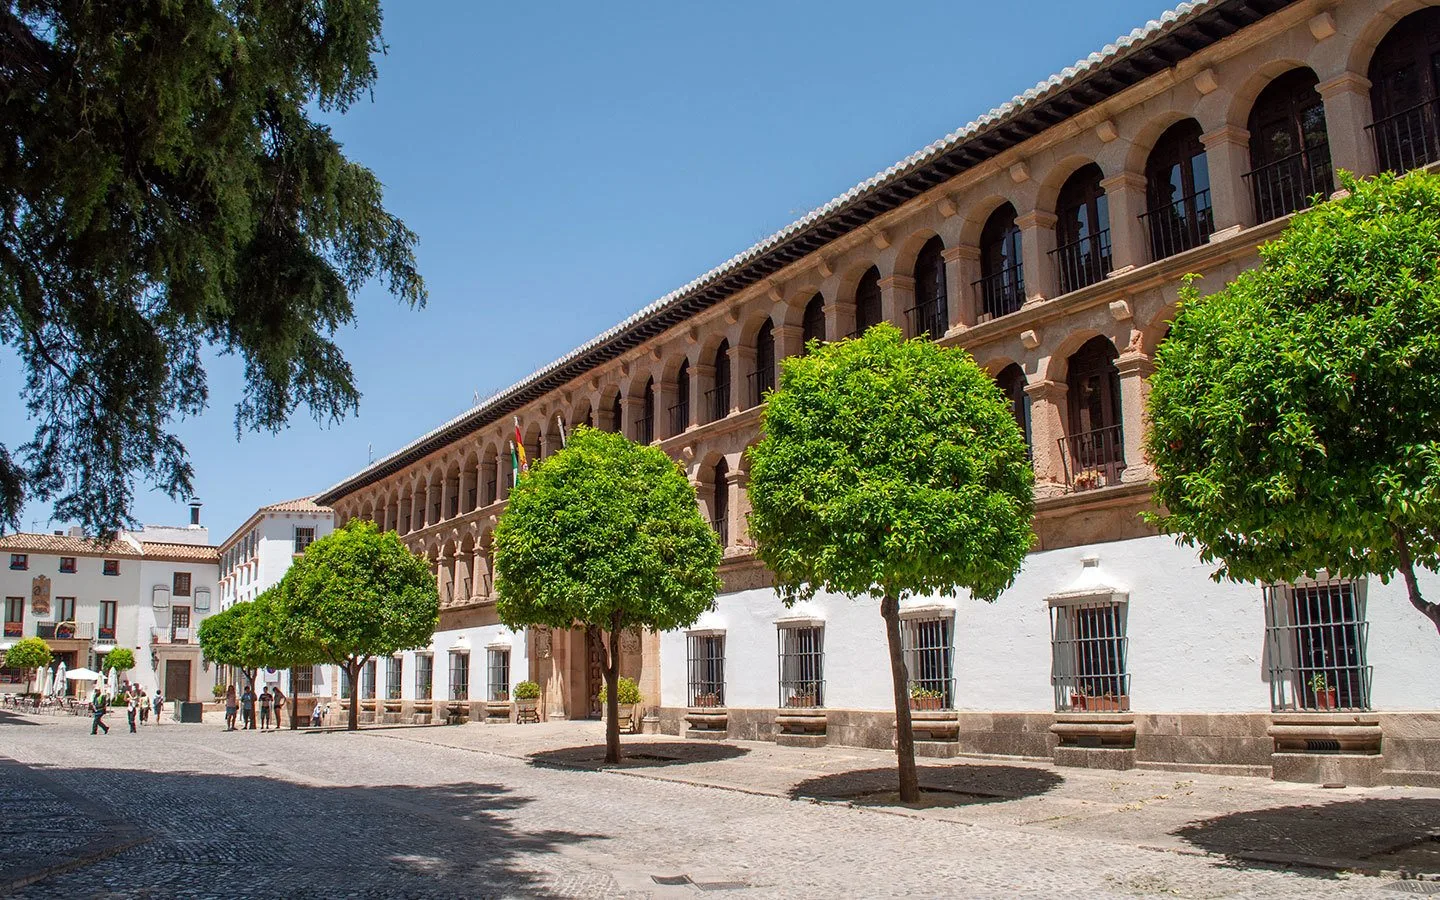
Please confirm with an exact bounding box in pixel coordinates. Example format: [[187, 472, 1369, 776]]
[[790, 763, 1063, 809], [4, 764, 606, 897], [0, 709, 43, 726], [1174, 797, 1440, 877], [530, 740, 750, 770]]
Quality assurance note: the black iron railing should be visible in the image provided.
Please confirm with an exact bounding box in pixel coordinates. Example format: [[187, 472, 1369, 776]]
[[1368, 97, 1440, 174], [635, 415, 654, 445], [667, 401, 689, 436], [973, 264, 1025, 321], [1057, 424, 1125, 492], [704, 384, 730, 423], [1049, 229, 1112, 295], [1243, 143, 1333, 223], [746, 369, 774, 408], [1140, 188, 1215, 262], [903, 302, 948, 339], [710, 515, 729, 548]]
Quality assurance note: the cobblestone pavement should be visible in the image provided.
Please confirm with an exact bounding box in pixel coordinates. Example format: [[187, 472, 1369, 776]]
[[1, 711, 1434, 898]]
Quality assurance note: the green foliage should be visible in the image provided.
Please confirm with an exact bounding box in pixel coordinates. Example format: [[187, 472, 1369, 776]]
[[0, 2, 426, 534], [2, 636, 51, 671], [101, 648, 136, 673], [276, 520, 438, 667], [212, 683, 227, 700], [746, 324, 1035, 603], [197, 601, 262, 678], [512, 680, 541, 701], [494, 427, 723, 634], [1146, 172, 1440, 622], [597, 676, 642, 706]]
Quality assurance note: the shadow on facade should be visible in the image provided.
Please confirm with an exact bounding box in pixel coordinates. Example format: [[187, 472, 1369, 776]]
[[1173, 797, 1440, 877], [8, 766, 604, 897], [529, 740, 750, 770], [789, 764, 1063, 808]]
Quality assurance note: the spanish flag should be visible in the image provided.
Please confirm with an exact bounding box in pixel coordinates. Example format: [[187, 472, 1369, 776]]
[[512, 417, 529, 477]]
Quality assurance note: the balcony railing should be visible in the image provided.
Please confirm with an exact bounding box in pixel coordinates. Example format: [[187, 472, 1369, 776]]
[[1049, 229, 1112, 295], [635, 415, 654, 445], [710, 516, 729, 548], [746, 369, 774, 408], [973, 264, 1025, 321], [667, 401, 689, 436], [98, 626, 116, 641], [152, 626, 194, 645], [1139, 189, 1215, 261], [37, 621, 95, 640], [1243, 143, 1333, 224], [903, 302, 947, 339], [1368, 97, 1440, 174], [704, 384, 730, 423], [1058, 424, 1126, 492]]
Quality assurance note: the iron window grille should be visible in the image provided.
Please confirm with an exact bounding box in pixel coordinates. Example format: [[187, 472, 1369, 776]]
[[746, 368, 774, 408], [293, 667, 315, 695], [449, 651, 469, 702], [687, 633, 726, 707], [636, 415, 654, 445], [361, 660, 376, 700], [902, 616, 954, 709], [903, 303, 948, 339], [386, 657, 403, 700], [294, 527, 316, 553], [705, 384, 730, 422], [1050, 601, 1129, 712], [777, 624, 824, 708], [487, 648, 511, 701], [668, 402, 689, 436], [1049, 228, 1113, 295], [414, 654, 433, 700], [1263, 578, 1372, 712], [1243, 142, 1334, 224], [173, 572, 192, 597], [1058, 424, 1126, 492], [1369, 97, 1440, 174]]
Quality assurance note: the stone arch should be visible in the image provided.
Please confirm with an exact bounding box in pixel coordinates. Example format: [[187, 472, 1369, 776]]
[[891, 226, 944, 280], [1034, 153, 1107, 216], [1044, 327, 1118, 384], [1345, 0, 1440, 76], [570, 396, 594, 431], [1224, 58, 1315, 128], [1124, 110, 1213, 174], [957, 192, 1021, 247]]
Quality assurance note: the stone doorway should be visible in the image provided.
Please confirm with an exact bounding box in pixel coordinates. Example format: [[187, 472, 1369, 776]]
[[165, 659, 192, 701]]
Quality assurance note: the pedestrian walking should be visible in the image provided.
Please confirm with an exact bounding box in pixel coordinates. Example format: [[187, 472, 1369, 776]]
[[139, 689, 149, 725], [153, 689, 164, 725], [90, 687, 109, 735], [241, 685, 256, 730], [259, 686, 272, 731], [126, 688, 139, 733], [272, 686, 286, 730], [224, 684, 238, 731]]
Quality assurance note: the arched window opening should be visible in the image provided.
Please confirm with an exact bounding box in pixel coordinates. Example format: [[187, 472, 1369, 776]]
[[669, 360, 691, 436], [749, 320, 775, 407], [1051, 165, 1112, 294], [1142, 120, 1213, 260], [909, 237, 949, 338], [711, 459, 730, 547], [638, 378, 655, 444], [609, 393, 623, 434], [974, 204, 1024, 320], [801, 294, 826, 351], [1245, 68, 1332, 223], [995, 364, 1032, 454], [1368, 8, 1440, 172], [481, 451, 497, 507], [707, 340, 731, 423], [1062, 337, 1124, 492], [853, 268, 882, 337]]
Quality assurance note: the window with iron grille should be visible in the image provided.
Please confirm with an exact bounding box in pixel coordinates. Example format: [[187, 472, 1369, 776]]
[[293, 666, 314, 695], [449, 651, 469, 701], [294, 527, 316, 553], [1050, 601, 1129, 712], [340, 666, 353, 699], [902, 616, 954, 709], [687, 633, 725, 707], [415, 653, 433, 700], [361, 660, 376, 700], [777, 624, 824, 708], [487, 648, 510, 701], [386, 657, 403, 700], [1264, 578, 1371, 711], [172, 572, 191, 596]]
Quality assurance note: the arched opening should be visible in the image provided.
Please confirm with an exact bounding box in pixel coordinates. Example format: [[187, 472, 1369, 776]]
[[909, 236, 948, 337], [1062, 337, 1124, 491], [479, 447, 498, 507], [1051, 164, 1111, 294], [669, 359, 691, 436], [853, 267, 882, 337], [1368, 8, 1440, 172], [975, 203, 1024, 320], [711, 458, 730, 547], [749, 320, 775, 407], [995, 364, 1032, 454], [1245, 68, 1332, 223], [638, 377, 655, 444], [707, 340, 731, 423], [801, 293, 826, 351], [609, 392, 623, 434], [1143, 119, 1213, 260]]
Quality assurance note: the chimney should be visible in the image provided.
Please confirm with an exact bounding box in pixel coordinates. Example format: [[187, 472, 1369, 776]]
[[189, 499, 202, 527], [68, 526, 82, 538], [53, 530, 63, 536]]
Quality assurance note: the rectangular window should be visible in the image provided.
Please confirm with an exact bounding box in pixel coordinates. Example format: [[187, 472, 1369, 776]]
[[687, 633, 726, 707], [340, 667, 353, 700], [386, 657, 403, 700], [294, 527, 316, 553], [9, 553, 26, 571], [902, 616, 954, 709], [362, 660, 376, 700], [56, 596, 76, 624], [102, 559, 120, 576], [293, 667, 315, 695], [1050, 601, 1129, 712], [99, 600, 117, 640], [449, 651, 469, 701], [1264, 578, 1371, 711], [3, 597, 22, 637], [172, 572, 191, 597], [58, 557, 76, 574], [487, 648, 511, 701], [777, 624, 824, 708], [415, 654, 433, 700]]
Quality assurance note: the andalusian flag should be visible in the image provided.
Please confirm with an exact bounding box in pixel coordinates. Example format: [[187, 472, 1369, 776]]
[[512, 417, 529, 478]]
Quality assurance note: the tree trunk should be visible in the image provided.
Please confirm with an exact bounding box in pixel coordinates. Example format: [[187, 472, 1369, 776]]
[[881, 593, 920, 803], [347, 659, 361, 731], [242, 667, 256, 689], [289, 668, 299, 730], [1393, 526, 1440, 635], [590, 622, 621, 764]]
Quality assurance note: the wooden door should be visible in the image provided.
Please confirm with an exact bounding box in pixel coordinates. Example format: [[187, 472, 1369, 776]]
[[165, 660, 191, 701]]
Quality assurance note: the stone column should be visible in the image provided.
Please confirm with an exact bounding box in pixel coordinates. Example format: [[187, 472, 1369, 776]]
[[427, 481, 440, 528], [1016, 211, 1058, 304], [438, 477, 451, 523], [725, 466, 750, 548], [774, 323, 804, 364], [539, 430, 557, 459], [620, 396, 643, 442], [691, 363, 714, 427], [453, 552, 471, 603], [1099, 172, 1149, 273], [459, 468, 474, 515], [496, 452, 510, 502], [656, 379, 679, 439], [1115, 350, 1156, 483], [878, 274, 915, 334], [595, 398, 617, 432], [435, 549, 452, 606], [1317, 71, 1377, 181], [1200, 125, 1253, 238], [409, 488, 422, 533], [942, 245, 980, 331], [729, 344, 756, 411], [472, 550, 488, 597], [827, 298, 856, 342], [1024, 379, 1070, 498]]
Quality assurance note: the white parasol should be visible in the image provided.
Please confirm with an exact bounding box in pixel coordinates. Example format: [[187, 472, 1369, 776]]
[[36, 666, 51, 696], [106, 666, 117, 697], [65, 667, 101, 681], [51, 661, 67, 696]]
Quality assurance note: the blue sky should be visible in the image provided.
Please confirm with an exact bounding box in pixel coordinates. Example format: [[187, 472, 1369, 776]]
[[4, 0, 1169, 541]]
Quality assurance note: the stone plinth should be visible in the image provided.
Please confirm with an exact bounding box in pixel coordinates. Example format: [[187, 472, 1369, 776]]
[[1269, 713, 1383, 787], [684, 707, 728, 739], [775, 708, 827, 747], [1051, 713, 1137, 770]]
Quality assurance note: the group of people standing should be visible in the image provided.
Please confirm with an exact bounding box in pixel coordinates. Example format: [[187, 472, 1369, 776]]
[[223, 683, 286, 731], [89, 681, 163, 735]]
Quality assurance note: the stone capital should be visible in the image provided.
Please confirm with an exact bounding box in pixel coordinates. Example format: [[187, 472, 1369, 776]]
[[1201, 124, 1250, 149], [878, 275, 915, 291], [1024, 379, 1069, 404], [1016, 210, 1058, 230], [1115, 350, 1156, 378], [1316, 71, 1372, 100], [1099, 171, 1148, 193], [941, 244, 980, 263]]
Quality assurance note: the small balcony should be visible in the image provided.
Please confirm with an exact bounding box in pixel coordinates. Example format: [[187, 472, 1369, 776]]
[[973, 265, 1025, 322], [1243, 143, 1333, 224], [1058, 424, 1126, 492], [710, 516, 729, 548], [1049, 229, 1113, 295], [746, 369, 774, 408], [35, 621, 94, 640], [667, 401, 689, 436], [1140, 189, 1215, 262], [151, 626, 194, 645], [903, 302, 947, 339], [635, 415, 654, 445], [1368, 97, 1440, 174], [704, 385, 730, 423]]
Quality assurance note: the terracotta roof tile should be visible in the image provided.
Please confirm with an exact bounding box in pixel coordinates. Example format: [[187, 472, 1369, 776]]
[[0, 533, 137, 557], [139, 541, 219, 563], [258, 496, 332, 514]]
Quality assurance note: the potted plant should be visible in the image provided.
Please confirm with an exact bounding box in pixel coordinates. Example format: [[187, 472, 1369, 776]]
[[598, 676, 642, 731], [787, 682, 818, 708], [693, 691, 720, 708], [1072, 468, 1104, 491], [513, 680, 541, 722], [1309, 673, 1338, 710], [909, 684, 944, 711]]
